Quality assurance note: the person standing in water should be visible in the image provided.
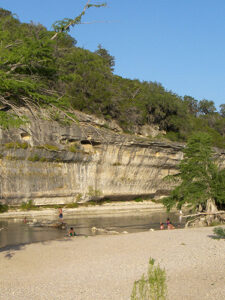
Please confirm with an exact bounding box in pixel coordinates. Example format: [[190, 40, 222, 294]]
[[58, 208, 63, 222]]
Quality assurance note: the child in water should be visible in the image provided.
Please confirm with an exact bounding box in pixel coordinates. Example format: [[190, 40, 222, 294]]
[[68, 227, 76, 236]]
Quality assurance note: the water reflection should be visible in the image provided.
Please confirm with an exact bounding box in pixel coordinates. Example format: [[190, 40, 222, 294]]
[[0, 211, 184, 249]]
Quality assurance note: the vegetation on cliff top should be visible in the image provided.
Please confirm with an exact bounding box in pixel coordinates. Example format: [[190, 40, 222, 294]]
[[0, 6, 225, 148]]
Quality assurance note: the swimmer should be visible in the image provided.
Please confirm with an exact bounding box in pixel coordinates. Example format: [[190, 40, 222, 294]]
[[160, 223, 164, 230], [68, 227, 76, 236]]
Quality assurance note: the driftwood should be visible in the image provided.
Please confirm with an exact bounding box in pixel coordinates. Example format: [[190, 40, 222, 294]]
[[183, 211, 225, 218], [184, 211, 225, 228]]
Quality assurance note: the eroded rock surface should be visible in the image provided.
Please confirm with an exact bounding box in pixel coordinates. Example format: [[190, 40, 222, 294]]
[[0, 111, 224, 205]]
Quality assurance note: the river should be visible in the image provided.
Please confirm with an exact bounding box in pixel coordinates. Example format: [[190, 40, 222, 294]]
[[0, 211, 184, 249]]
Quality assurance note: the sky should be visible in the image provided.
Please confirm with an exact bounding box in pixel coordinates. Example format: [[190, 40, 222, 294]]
[[1, 0, 225, 109]]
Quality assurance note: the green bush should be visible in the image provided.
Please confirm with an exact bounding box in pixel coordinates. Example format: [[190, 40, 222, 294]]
[[131, 258, 167, 300], [69, 144, 79, 153], [20, 200, 36, 210], [0, 203, 8, 213], [213, 227, 225, 239], [88, 186, 103, 197], [0, 112, 27, 129], [5, 142, 29, 149], [43, 144, 59, 151], [65, 202, 79, 208], [28, 154, 40, 162], [134, 197, 144, 202]]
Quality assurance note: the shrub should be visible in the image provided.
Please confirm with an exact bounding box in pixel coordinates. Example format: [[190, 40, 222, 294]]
[[28, 154, 40, 162], [131, 258, 167, 300], [65, 202, 79, 208], [134, 197, 144, 202], [69, 144, 79, 153], [5, 142, 29, 149], [20, 200, 36, 210], [0, 203, 8, 213], [88, 186, 102, 197], [43, 144, 59, 151], [213, 227, 225, 239], [76, 193, 82, 202]]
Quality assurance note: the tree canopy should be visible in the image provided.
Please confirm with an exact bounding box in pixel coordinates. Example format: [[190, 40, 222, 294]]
[[0, 7, 225, 148]]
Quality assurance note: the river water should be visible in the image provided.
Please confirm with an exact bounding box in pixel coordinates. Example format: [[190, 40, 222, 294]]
[[0, 211, 184, 249]]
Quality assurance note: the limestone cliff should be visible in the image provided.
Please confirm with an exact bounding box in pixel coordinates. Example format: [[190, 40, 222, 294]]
[[0, 110, 224, 205]]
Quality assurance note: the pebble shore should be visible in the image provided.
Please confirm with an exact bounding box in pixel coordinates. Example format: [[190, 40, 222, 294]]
[[0, 226, 224, 300]]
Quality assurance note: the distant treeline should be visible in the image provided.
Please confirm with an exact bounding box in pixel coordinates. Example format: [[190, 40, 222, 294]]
[[0, 8, 225, 147]]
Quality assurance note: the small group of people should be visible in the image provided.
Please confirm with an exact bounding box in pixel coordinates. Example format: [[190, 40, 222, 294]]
[[160, 218, 175, 230], [58, 208, 77, 237]]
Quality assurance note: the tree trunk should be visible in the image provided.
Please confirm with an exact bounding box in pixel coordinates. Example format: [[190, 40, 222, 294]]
[[206, 198, 218, 213]]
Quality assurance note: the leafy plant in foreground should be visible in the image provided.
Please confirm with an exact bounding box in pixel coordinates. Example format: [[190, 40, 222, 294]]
[[131, 258, 167, 300], [212, 227, 225, 239]]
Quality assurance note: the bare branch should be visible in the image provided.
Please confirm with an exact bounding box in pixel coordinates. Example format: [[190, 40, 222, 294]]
[[51, 1, 106, 40]]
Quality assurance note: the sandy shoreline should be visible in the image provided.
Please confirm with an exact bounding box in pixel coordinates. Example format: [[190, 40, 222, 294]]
[[0, 226, 224, 300]]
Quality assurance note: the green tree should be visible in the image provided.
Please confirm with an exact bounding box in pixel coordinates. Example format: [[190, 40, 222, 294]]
[[163, 133, 225, 212], [183, 95, 198, 115], [95, 44, 115, 71], [219, 104, 225, 118], [198, 99, 216, 115]]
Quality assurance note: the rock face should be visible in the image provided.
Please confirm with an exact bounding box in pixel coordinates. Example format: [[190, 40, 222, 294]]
[[0, 111, 224, 205]]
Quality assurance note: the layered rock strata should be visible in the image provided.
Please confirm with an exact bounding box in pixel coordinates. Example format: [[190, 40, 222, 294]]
[[0, 111, 224, 205]]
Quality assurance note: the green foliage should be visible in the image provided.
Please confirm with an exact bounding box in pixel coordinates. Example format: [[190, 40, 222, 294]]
[[212, 227, 225, 239], [0, 203, 8, 213], [163, 133, 225, 212], [0, 111, 27, 129], [219, 104, 225, 117], [43, 144, 59, 151], [0, 8, 224, 149], [20, 200, 36, 210], [69, 144, 79, 152], [198, 99, 216, 115], [131, 258, 167, 300], [5, 142, 28, 149], [134, 197, 144, 202], [65, 202, 79, 208], [95, 44, 115, 71], [88, 186, 102, 197], [28, 154, 40, 162]]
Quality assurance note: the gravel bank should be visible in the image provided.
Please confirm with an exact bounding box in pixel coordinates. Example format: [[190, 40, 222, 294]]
[[0, 226, 224, 300]]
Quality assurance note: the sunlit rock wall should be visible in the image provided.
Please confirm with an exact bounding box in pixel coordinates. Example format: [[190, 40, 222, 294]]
[[0, 115, 224, 205]]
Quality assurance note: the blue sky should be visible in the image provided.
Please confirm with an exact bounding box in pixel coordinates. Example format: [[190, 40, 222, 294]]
[[2, 0, 225, 109]]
